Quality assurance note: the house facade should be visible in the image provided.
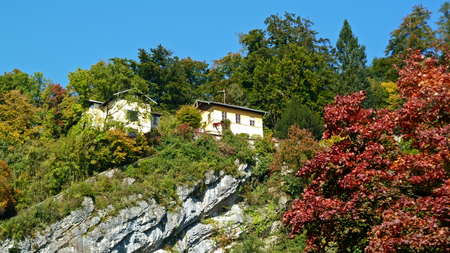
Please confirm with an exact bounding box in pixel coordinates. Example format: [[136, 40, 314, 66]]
[[194, 100, 267, 138], [86, 89, 161, 134]]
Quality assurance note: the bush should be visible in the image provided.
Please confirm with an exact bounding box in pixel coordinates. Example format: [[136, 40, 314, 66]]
[[158, 114, 180, 135], [176, 105, 202, 129], [275, 97, 324, 140]]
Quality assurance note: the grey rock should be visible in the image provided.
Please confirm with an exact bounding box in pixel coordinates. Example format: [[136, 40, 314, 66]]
[[0, 164, 252, 253], [278, 196, 288, 210], [270, 221, 283, 234]]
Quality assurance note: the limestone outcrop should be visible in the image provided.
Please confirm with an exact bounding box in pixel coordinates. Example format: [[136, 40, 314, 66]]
[[0, 164, 252, 253]]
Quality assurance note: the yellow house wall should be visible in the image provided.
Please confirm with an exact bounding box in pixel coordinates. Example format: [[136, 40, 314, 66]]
[[200, 105, 264, 138]]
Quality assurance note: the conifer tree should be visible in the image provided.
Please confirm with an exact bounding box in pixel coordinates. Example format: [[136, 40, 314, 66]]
[[385, 4, 435, 56], [275, 97, 324, 140], [437, 1, 450, 46], [334, 20, 374, 107]]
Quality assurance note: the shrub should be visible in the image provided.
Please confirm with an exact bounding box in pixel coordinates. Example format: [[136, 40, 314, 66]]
[[275, 97, 324, 140], [176, 105, 202, 129], [158, 114, 180, 135]]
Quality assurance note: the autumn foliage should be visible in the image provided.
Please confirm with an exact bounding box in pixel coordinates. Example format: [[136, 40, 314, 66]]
[[0, 90, 41, 144], [0, 160, 17, 219], [283, 50, 450, 252]]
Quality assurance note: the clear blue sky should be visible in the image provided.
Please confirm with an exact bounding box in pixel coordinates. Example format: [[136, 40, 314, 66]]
[[0, 0, 445, 87]]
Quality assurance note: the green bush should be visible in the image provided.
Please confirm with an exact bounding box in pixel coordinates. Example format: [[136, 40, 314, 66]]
[[176, 105, 202, 129], [275, 97, 324, 140], [158, 114, 180, 135]]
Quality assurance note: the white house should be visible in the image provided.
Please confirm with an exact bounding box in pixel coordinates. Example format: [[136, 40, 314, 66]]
[[86, 89, 161, 134]]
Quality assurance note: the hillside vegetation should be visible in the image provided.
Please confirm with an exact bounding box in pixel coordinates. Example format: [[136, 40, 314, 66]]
[[2, 3, 450, 252]]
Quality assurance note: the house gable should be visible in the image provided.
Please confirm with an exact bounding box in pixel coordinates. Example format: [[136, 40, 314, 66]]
[[85, 89, 160, 133], [194, 100, 267, 138]]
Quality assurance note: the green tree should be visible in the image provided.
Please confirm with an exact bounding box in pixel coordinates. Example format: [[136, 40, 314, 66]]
[[244, 13, 335, 127], [207, 52, 250, 104], [335, 20, 367, 72], [333, 20, 374, 108], [0, 70, 50, 106], [367, 56, 399, 83], [385, 4, 436, 56], [68, 59, 149, 108], [129, 45, 210, 112], [437, 1, 450, 46], [275, 97, 324, 140]]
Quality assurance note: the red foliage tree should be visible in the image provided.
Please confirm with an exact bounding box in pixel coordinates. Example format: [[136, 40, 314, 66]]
[[283, 49, 450, 252], [44, 83, 66, 127]]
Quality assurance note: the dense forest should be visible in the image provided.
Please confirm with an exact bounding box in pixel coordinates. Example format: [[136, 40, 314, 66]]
[[1, 2, 450, 252]]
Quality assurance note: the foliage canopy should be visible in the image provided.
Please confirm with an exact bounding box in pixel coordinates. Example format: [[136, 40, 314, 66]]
[[283, 50, 450, 252]]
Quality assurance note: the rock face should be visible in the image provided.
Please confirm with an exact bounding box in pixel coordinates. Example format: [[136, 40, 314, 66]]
[[0, 164, 252, 253]]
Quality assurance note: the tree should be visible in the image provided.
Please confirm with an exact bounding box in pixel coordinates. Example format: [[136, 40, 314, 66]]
[[334, 20, 372, 99], [275, 97, 324, 140], [385, 5, 436, 56], [368, 56, 399, 83], [207, 52, 250, 104], [437, 1, 450, 46], [0, 90, 41, 144], [0, 160, 17, 219], [270, 125, 322, 197], [41, 83, 66, 138], [176, 105, 202, 129], [335, 20, 367, 72], [68, 59, 149, 108], [129, 45, 210, 112], [214, 13, 335, 128], [227, 83, 247, 106], [283, 50, 450, 252], [0, 70, 50, 105]]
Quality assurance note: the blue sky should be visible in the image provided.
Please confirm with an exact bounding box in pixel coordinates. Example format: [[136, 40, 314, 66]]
[[0, 0, 445, 87]]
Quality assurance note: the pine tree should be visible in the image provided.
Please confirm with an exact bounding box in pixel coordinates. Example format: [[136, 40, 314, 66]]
[[437, 1, 450, 46], [334, 20, 373, 107], [336, 20, 367, 72], [385, 4, 435, 56]]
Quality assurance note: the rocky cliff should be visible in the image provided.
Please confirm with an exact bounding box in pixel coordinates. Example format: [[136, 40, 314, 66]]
[[1, 164, 252, 253]]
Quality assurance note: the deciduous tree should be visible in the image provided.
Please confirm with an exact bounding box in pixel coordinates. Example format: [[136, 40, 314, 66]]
[[0, 90, 41, 144], [283, 49, 450, 252], [0, 160, 17, 219]]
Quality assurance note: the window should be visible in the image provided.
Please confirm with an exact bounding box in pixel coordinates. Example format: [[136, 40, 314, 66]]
[[250, 117, 255, 126], [208, 113, 211, 123], [236, 114, 241, 124], [127, 110, 139, 122], [128, 130, 138, 138], [222, 111, 227, 120], [153, 115, 159, 127]]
